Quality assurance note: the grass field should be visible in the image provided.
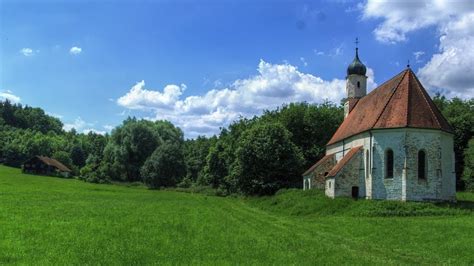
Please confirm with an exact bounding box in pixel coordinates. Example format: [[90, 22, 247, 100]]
[[1, 165, 473, 264]]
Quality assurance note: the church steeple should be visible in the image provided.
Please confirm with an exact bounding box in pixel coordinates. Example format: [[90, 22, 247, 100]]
[[344, 38, 367, 118]]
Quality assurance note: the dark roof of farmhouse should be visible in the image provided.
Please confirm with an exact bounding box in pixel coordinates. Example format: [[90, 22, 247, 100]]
[[34, 156, 71, 172], [327, 146, 362, 177], [327, 68, 453, 145]]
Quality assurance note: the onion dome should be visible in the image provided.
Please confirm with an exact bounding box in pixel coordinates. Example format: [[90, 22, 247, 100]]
[[347, 48, 366, 76]]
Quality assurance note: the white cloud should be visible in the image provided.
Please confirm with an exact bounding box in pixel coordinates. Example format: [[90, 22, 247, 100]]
[[117, 81, 186, 110], [413, 51, 425, 63], [46, 112, 63, 119], [63, 117, 90, 132], [103, 125, 115, 131], [0, 90, 21, 103], [69, 46, 82, 55], [117, 60, 377, 138], [20, 48, 37, 56], [83, 128, 106, 135], [63, 117, 106, 135], [300, 57, 308, 67], [362, 0, 474, 98]]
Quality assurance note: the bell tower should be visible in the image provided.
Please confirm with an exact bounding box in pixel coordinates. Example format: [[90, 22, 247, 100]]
[[344, 38, 367, 118]]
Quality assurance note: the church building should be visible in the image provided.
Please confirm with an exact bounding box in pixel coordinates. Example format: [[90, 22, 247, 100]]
[[302, 46, 456, 202]]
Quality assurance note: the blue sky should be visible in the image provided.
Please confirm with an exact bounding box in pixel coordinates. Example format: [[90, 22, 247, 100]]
[[1, 0, 473, 137]]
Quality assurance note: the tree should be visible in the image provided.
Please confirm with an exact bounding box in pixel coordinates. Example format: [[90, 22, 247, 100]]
[[101, 118, 161, 181], [52, 151, 73, 170], [184, 136, 216, 182], [433, 95, 474, 188], [463, 138, 474, 191], [141, 141, 186, 188], [231, 122, 304, 195], [70, 145, 86, 168], [261, 102, 343, 168]]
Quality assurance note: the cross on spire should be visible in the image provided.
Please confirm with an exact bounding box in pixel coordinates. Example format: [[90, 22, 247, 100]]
[[407, 59, 410, 68], [355, 37, 359, 49]]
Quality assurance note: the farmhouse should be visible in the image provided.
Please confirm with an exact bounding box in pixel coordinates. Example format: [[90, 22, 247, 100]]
[[23, 156, 72, 177], [303, 47, 456, 202]]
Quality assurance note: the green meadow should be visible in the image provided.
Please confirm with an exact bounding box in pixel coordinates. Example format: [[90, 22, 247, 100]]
[[0, 165, 473, 265]]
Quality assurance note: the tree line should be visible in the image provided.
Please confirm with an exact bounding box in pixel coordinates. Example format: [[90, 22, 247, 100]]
[[1, 97, 473, 195]]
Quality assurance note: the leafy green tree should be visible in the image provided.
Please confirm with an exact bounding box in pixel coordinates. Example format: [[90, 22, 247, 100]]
[[261, 102, 343, 168], [52, 151, 73, 170], [141, 141, 186, 188], [462, 138, 474, 191], [231, 122, 304, 195], [184, 136, 216, 182], [70, 145, 86, 168], [434, 95, 474, 188]]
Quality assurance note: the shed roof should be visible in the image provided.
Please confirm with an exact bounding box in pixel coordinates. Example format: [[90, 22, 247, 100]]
[[34, 156, 71, 172], [327, 69, 453, 145], [302, 154, 335, 176], [326, 146, 362, 177]]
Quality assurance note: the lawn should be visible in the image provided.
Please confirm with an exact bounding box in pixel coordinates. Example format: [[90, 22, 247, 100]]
[[0, 165, 473, 264]]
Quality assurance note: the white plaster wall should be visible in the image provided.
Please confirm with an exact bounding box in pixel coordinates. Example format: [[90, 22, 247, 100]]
[[325, 178, 335, 198], [346, 74, 367, 98], [371, 130, 406, 200]]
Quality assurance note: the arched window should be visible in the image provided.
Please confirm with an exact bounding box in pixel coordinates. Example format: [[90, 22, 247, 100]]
[[357, 81, 360, 88], [385, 149, 394, 178], [418, 150, 426, 179]]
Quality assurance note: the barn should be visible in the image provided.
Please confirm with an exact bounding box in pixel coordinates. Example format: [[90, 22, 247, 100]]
[[23, 156, 72, 177]]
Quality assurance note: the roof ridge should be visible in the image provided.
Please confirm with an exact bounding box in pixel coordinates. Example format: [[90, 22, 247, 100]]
[[364, 68, 407, 97], [411, 70, 442, 129], [372, 69, 409, 129], [406, 70, 412, 127]]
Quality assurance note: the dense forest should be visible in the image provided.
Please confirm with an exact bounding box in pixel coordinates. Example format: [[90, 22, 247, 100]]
[[0, 96, 473, 195]]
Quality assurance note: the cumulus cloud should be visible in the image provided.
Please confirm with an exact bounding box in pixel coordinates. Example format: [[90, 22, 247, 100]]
[[0, 90, 21, 103], [362, 0, 474, 98], [63, 117, 105, 134], [20, 48, 37, 56], [69, 46, 82, 55], [117, 60, 377, 138], [117, 81, 186, 110]]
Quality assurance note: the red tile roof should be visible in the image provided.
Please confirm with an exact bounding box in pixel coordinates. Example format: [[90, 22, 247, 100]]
[[302, 154, 335, 176], [36, 156, 71, 172], [327, 69, 453, 145], [326, 146, 363, 177]]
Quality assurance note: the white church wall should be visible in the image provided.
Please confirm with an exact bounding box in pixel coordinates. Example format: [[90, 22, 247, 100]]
[[371, 129, 406, 200]]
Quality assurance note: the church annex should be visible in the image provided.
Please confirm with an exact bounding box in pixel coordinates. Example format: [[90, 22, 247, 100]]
[[303, 46, 456, 202]]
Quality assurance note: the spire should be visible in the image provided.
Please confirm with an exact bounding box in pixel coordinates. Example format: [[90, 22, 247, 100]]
[[347, 38, 367, 76]]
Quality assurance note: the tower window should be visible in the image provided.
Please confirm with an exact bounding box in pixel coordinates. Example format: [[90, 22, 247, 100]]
[[385, 149, 394, 179], [357, 81, 360, 88], [418, 150, 427, 179]]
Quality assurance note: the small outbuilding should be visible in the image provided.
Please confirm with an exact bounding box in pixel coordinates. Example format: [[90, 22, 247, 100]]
[[23, 156, 72, 177]]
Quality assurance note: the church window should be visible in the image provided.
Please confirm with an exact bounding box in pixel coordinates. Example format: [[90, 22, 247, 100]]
[[418, 150, 427, 180], [357, 81, 360, 88], [385, 149, 394, 178]]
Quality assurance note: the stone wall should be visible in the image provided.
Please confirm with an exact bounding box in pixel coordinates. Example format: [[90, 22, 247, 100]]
[[332, 150, 364, 198], [303, 156, 336, 190]]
